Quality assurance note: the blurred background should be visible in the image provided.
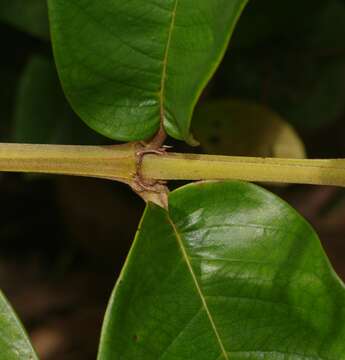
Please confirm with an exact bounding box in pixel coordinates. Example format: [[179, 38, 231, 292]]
[[1, 0, 345, 358]]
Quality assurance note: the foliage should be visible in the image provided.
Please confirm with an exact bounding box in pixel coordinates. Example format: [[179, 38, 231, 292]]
[[0, 0, 344, 359], [98, 181, 345, 359], [0, 291, 38, 359], [47, 0, 248, 142]]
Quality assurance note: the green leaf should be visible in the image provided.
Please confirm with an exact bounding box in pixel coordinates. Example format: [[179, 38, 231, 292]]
[[14, 55, 108, 145], [98, 181, 345, 359], [48, 0, 248, 142], [0, 290, 38, 359], [193, 99, 306, 158], [0, 0, 49, 40]]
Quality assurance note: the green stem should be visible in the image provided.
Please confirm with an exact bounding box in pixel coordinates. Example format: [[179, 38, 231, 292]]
[[1, 143, 345, 188], [0, 143, 136, 183], [142, 153, 345, 187]]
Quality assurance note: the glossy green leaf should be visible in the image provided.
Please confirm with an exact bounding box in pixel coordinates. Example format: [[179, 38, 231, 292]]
[[48, 0, 248, 142], [194, 99, 306, 159], [14, 56, 107, 145], [0, 0, 49, 40], [98, 181, 345, 359], [0, 290, 38, 359]]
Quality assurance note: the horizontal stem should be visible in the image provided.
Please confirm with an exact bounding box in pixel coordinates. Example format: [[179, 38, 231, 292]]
[[142, 153, 345, 187], [1, 143, 345, 188], [0, 143, 136, 183]]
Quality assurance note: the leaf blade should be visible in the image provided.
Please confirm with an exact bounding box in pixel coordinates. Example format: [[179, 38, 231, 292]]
[[98, 203, 227, 359], [48, 0, 248, 142], [98, 181, 345, 359], [0, 291, 38, 360], [167, 214, 229, 359]]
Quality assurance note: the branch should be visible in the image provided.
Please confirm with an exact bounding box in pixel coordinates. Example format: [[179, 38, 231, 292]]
[[142, 153, 345, 187], [1, 143, 345, 201], [0, 143, 136, 184]]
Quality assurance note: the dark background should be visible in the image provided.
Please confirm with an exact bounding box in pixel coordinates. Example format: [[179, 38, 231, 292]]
[[1, 1, 345, 358]]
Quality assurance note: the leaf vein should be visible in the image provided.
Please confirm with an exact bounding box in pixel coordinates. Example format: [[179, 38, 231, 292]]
[[168, 215, 229, 360], [159, 0, 179, 126]]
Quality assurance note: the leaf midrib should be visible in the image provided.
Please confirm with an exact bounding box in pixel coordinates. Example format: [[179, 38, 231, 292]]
[[167, 215, 229, 360], [159, 0, 179, 125]]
